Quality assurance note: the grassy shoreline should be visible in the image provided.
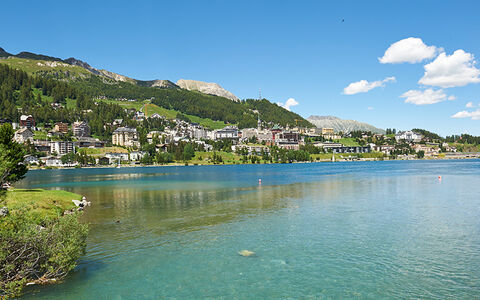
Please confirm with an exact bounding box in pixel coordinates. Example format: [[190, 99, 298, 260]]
[[4, 189, 82, 222]]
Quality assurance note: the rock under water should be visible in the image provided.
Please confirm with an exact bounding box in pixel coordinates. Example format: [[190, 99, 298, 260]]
[[238, 250, 255, 257]]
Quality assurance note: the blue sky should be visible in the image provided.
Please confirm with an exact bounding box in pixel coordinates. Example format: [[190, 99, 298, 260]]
[[2, 0, 480, 135]]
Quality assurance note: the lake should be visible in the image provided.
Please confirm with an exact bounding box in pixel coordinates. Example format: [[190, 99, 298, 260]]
[[18, 160, 480, 299]]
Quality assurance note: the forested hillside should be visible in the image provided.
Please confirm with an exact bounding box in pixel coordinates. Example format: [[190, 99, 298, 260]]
[[0, 49, 313, 128], [0, 64, 131, 139]]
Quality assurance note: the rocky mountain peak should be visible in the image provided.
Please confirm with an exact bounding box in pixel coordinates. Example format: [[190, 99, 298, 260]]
[[176, 79, 239, 101]]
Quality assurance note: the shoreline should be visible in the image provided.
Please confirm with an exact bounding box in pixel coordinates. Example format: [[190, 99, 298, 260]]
[[26, 156, 480, 171]]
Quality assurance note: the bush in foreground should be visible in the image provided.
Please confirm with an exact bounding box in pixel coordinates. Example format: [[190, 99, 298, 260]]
[[0, 207, 88, 299]]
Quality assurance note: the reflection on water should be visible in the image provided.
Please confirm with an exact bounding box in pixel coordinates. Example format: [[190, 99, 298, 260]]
[[18, 160, 480, 299]]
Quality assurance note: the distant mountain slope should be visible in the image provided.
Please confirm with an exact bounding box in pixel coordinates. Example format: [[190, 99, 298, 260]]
[[177, 79, 239, 101], [0, 47, 12, 57], [0, 46, 311, 128], [307, 115, 385, 134]]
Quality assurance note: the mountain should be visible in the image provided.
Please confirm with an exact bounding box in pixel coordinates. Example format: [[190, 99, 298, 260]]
[[177, 79, 239, 101], [0, 46, 312, 128], [0, 47, 12, 57], [307, 115, 385, 134], [136, 79, 178, 88], [15, 51, 63, 62]]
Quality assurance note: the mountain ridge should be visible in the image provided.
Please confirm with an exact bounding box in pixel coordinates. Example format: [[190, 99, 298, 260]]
[[0, 47, 238, 99], [0, 46, 313, 128]]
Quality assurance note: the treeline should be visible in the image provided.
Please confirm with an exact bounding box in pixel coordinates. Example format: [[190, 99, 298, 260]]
[[244, 99, 312, 128], [67, 75, 312, 128], [445, 134, 480, 145], [412, 128, 443, 141]]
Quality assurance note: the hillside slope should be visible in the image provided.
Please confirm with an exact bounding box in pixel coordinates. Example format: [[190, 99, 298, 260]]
[[0, 47, 312, 128]]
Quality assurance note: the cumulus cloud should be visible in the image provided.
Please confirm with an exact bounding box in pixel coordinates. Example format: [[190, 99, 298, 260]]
[[451, 109, 480, 120], [343, 76, 396, 95], [399, 88, 455, 105], [277, 98, 299, 111], [466, 101, 474, 108], [379, 37, 439, 64], [419, 49, 480, 88]]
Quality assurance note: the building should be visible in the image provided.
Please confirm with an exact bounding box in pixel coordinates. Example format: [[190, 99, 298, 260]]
[[241, 128, 274, 144], [14, 128, 33, 143], [395, 130, 423, 143], [19, 115, 35, 129], [105, 152, 129, 164], [372, 145, 395, 155], [133, 111, 145, 122], [326, 146, 371, 154], [24, 155, 39, 165], [76, 137, 105, 148], [50, 141, 76, 156], [73, 121, 91, 137], [129, 151, 147, 161], [149, 113, 165, 119], [34, 140, 51, 153], [44, 157, 63, 167], [54, 122, 69, 134], [113, 119, 123, 126], [232, 144, 270, 155], [214, 126, 239, 140], [112, 127, 140, 147], [321, 128, 335, 135], [275, 131, 301, 150], [412, 144, 439, 157], [192, 125, 208, 140]]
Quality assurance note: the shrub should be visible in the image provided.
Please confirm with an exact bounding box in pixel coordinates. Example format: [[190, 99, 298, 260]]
[[0, 206, 88, 298]]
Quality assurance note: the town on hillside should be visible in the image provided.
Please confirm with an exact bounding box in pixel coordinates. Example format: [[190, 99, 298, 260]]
[[4, 109, 480, 168]]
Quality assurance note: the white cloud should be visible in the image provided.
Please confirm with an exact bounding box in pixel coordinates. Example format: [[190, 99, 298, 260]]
[[367, 106, 374, 110], [343, 76, 396, 95], [451, 109, 480, 120], [379, 37, 439, 64], [466, 101, 474, 108], [400, 88, 454, 105], [419, 49, 480, 88], [277, 98, 299, 111]]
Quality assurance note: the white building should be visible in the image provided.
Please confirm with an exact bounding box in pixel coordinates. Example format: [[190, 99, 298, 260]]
[[214, 126, 239, 140], [130, 151, 147, 161], [50, 141, 75, 156], [45, 157, 63, 167], [105, 152, 130, 164], [232, 144, 270, 155], [395, 131, 423, 143]]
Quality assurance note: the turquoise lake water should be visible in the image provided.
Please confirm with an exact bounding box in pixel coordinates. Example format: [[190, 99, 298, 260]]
[[17, 160, 480, 299]]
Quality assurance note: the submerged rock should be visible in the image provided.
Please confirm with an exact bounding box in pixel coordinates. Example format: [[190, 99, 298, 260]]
[[238, 250, 255, 257]]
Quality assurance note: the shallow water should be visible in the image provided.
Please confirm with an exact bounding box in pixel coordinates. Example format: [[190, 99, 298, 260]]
[[18, 160, 480, 299]]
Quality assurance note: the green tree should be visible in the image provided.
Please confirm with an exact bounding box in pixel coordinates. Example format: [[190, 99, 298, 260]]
[[0, 124, 28, 187], [183, 144, 195, 161]]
